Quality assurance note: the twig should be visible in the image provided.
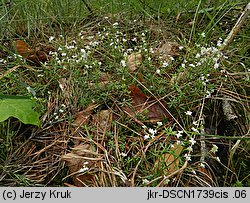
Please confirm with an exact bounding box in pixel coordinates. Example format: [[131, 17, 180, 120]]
[[220, 3, 250, 51]]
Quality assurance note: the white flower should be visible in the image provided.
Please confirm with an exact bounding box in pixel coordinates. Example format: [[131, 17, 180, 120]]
[[189, 64, 195, 68], [200, 162, 206, 168], [189, 137, 196, 145], [211, 144, 218, 153], [195, 53, 201, 58], [144, 134, 150, 140], [214, 63, 219, 69], [59, 109, 64, 113], [67, 45, 75, 49], [163, 177, 170, 184], [176, 131, 183, 139], [185, 111, 192, 116], [61, 53, 67, 57], [142, 179, 149, 184], [49, 36, 54, 42], [156, 69, 161, 74], [201, 32, 206, 38], [120, 60, 126, 67], [187, 146, 193, 152], [78, 166, 89, 173], [193, 121, 199, 126], [148, 128, 157, 136], [176, 140, 183, 145], [113, 22, 119, 26], [184, 153, 191, 161], [179, 46, 184, 50], [162, 62, 169, 67], [191, 127, 199, 133], [121, 152, 127, 157], [157, 121, 163, 127]]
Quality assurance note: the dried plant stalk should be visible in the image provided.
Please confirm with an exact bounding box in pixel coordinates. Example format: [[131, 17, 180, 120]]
[[220, 3, 250, 51]]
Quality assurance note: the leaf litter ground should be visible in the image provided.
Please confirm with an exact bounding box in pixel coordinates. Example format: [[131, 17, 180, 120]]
[[0, 12, 249, 186]]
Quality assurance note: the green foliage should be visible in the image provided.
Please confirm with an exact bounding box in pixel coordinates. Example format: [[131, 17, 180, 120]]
[[0, 94, 40, 126]]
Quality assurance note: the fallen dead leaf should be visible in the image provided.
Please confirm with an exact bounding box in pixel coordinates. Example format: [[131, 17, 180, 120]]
[[89, 72, 111, 89], [153, 143, 183, 175], [92, 109, 113, 134], [158, 41, 180, 62], [61, 143, 99, 187], [125, 84, 170, 123], [15, 40, 48, 66], [127, 52, 142, 72], [74, 103, 99, 127]]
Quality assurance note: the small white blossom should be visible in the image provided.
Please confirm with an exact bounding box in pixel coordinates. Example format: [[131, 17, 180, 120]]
[[184, 153, 191, 161], [185, 111, 192, 116], [216, 157, 221, 162], [78, 166, 89, 173], [189, 137, 196, 145], [211, 144, 218, 153], [120, 60, 126, 67], [167, 57, 173, 61], [162, 62, 169, 67], [59, 109, 64, 113], [186, 145, 192, 152], [156, 69, 161, 74], [200, 162, 206, 168], [49, 36, 54, 42], [121, 152, 127, 157], [191, 127, 199, 133], [176, 131, 183, 139], [142, 179, 149, 184], [214, 63, 219, 69], [144, 134, 150, 140], [201, 32, 206, 38], [157, 121, 163, 127], [189, 64, 195, 68], [61, 53, 67, 57], [148, 128, 157, 136], [193, 121, 199, 126]]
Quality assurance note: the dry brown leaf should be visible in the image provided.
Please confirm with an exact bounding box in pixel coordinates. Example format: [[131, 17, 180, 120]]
[[61, 143, 97, 186], [89, 72, 111, 89], [153, 143, 183, 175], [92, 109, 113, 134], [127, 52, 142, 72], [125, 84, 170, 123], [15, 40, 48, 66], [74, 103, 98, 126], [158, 41, 180, 62]]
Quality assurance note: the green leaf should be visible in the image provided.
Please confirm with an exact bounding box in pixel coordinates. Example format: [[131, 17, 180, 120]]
[[0, 94, 40, 126]]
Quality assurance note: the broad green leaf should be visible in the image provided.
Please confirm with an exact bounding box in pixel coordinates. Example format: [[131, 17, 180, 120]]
[[0, 94, 40, 126]]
